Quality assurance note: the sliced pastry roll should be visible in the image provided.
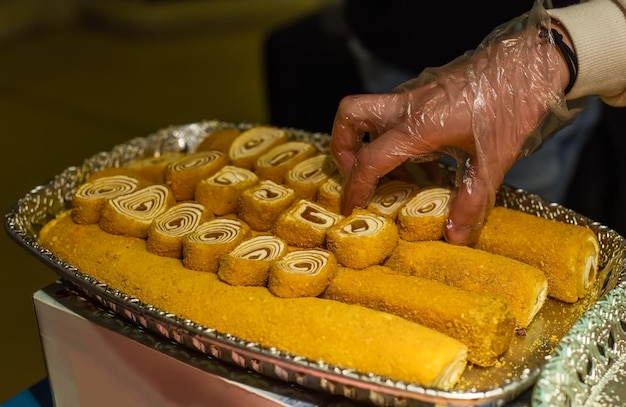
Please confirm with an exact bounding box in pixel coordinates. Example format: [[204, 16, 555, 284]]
[[126, 152, 186, 184], [474, 206, 601, 303], [316, 173, 343, 214], [228, 126, 288, 170], [71, 175, 140, 224], [218, 235, 288, 286], [164, 150, 228, 201], [268, 248, 338, 298], [273, 199, 343, 248], [146, 201, 213, 258], [326, 209, 399, 269], [182, 217, 251, 273], [99, 184, 176, 238], [285, 154, 338, 201], [237, 180, 295, 232], [253, 141, 318, 183], [194, 165, 259, 216], [195, 127, 242, 154], [397, 186, 453, 241], [366, 179, 419, 220]]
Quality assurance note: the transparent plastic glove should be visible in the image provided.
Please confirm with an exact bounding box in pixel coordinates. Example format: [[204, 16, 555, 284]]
[[330, 0, 576, 245]]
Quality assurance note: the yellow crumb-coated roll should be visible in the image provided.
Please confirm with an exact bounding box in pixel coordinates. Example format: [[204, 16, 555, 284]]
[[182, 217, 251, 273], [397, 186, 453, 241], [268, 248, 337, 298], [195, 128, 242, 154], [326, 209, 398, 269], [218, 235, 288, 286], [322, 266, 515, 367], [146, 201, 213, 259], [126, 152, 187, 184], [194, 165, 259, 216], [237, 180, 295, 232], [474, 206, 601, 303], [164, 150, 229, 201], [285, 154, 338, 200], [72, 175, 140, 224], [272, 199, 343, 248], [366, 180, 419, 220], [384, 240, 548, 329], [316, 173, 343, 214], [253, 141, 318, 184], [228, 126, 289, 170], [39, 212, 468, 389]]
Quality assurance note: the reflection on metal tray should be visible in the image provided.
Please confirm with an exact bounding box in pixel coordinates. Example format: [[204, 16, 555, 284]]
[[5, 120, 626, 407]]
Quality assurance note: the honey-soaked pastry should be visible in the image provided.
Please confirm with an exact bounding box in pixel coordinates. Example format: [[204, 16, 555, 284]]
[[366, 179, 419, 220], [473, 206, 601, 303], [397, 186, 453, 241], [126, 152, 187, 184], [384, 240, 549, 329], [39, 212, 468, 389], [237, 180, 295, 232], [326, 209, 398, 269], [218, 235, 288, 286], [322, 266, 515, 367], [228, 126, 289, 170], [194, 165, 259, 216], [182, 217, 251, 273], [195, 128, 242, 154], [164, 150, 228, 201], [99, 184, 176, 238], [268, 248, 338, 298], [285, 154, 338, 201], [146, 201, 213, 259], [254, 141, 318, 184], [71, 175, 140, 224], [272, 199, 343, 248], [316, 173, 343, 214]]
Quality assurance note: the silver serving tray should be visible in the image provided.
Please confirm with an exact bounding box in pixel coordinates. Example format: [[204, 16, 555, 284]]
[[5, 120, 626, 406]]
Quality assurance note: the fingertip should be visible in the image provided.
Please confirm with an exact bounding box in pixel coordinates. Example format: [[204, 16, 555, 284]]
[[443, 217, 483, 246]]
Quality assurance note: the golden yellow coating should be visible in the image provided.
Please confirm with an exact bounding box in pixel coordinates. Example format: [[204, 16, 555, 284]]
[[253, 141, 318, 184], [397, 186, 452, 241], [326, 209, 398, 269], [38, 212, 468, 389], [272, 199, 343, 248], [126, 152, 187, 184], [164, 151, 229, 201], [228, 126, 289, 170], [268, 248, 337, 298], [194, 165, 259, 216], [316, 173, 343, 214], [71, 175, 140, 224], [237, 180, 295, 232], [384, 240, 548, 329], [474, 206, 601, 303], [195, 128, 242, 154], [218, 235, 288, 286], [285, 154, 338, 200], [366, 180, 419, 220], [322, 266, 515, 367]]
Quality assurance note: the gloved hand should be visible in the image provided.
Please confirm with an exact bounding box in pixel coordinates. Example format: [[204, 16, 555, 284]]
[[330, 0, 576, 245]]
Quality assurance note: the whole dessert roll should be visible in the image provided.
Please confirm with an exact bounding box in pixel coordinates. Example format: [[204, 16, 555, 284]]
[[366, 179, 419, 220], [146, 201, 213, 258], [164, 150, 229, 201], [316, 174, 343, 214], [218, 235, 288, 286], [237, 180, 295, 232], [268, 248, 338, 298], [195, 128, 242, 154], [182, 217, 251, 273], [228, 126, 289, 170], [72, 175, 140, 224], [473, 206, 601, 303], [99, 184, 176, 238], [384, 240, 549, 329], [39, 212, 468, 389], [194, 165, 259, 216], [397, 186, 453, 241], [285, 154, 338, 201], [326, 209, 399, 269], [272, 199, 343, 248], [322, 266, 515, 367], [253, 141, 318, 184]]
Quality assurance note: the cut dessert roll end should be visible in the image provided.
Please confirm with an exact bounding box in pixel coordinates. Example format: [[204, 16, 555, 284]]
[[164, 150, 228, 201], [228, 126, 289, 170], [576, 233, 601, 297], [254, 141, 318, 184], [195, 165, 259, 216], [71, 175, 140, 225], [125, 152, 187, 184], [268, 248, 338, 298], [237, 180, 295, 232], [367, 179, 419, 220], [273, 199, 344, 248], [218, 235, 288, 286], [397, 186, 452, 241], [285, 154, 338, 201], [316, 173, 343, 214]]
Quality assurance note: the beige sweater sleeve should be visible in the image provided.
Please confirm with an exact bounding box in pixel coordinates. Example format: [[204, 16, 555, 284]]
[[548, 0, 626, 106]]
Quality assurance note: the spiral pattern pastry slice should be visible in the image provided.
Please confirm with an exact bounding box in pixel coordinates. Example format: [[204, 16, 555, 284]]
[[316, 173, 343, 214], [473, 206, 601, 303], [195, 128, 242, 154], [253, 141, 318, 184], [164, 150, 228, 201], [237, 180, 295, 232], [397, 186, 453, 241], [218, 235, 288, 286], [182, 217, 251, 273], [285, 154, 338, 201], [99, 184, 176, 238], [384, 240, 549, 329], [268, 248, 338, 298], [326, 209, 399, 269], [195, 165, 259, 216], [146, 201, 212, 258], [366, 179, 419, 220], [126, 152, 186, 184], [71, 175, 140, 224], [273, 199, 343, 248], [228, 126, 289, 170]]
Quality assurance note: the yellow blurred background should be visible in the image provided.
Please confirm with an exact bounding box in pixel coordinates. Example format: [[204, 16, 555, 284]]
[[0, 0, 327, 401]]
